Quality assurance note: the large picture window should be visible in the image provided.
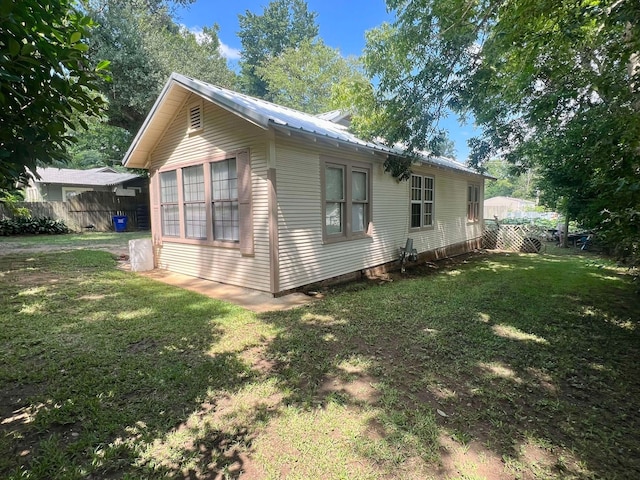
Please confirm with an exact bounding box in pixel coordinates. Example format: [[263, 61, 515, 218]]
[[156, 150, 252, 253], [410, 174, 435, 229], [322, 157, 371, 242]]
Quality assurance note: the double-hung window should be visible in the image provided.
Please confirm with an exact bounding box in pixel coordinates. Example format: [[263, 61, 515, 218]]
[[160, 171, 180, 236], [325, 165, 345, 235], [211, 159, 239, 241], [467, 183, 480, 222], [183, 165, 206, 239], [322, 157, 371, 242], [410, 174, 435, 229]]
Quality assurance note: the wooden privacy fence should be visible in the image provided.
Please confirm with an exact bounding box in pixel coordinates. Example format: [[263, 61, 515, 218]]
[[0, 191, 150, 232], [483, 222, 546, 253]]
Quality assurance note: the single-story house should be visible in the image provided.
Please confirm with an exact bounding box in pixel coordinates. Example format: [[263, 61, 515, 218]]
[[123, 73, 488, 295], [483, 196, 554, 221], [24, 167, 146, 202]]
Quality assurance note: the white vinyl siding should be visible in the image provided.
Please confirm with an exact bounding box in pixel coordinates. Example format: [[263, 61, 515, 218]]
[[149, 95, 270, 292], [276, 133, 483, 291], [148, 92, 483, 294]]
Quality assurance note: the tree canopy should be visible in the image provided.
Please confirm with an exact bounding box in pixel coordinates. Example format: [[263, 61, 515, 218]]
[[362, 0, 640, 262], [255, 39, 365, 114], [484, 159, 538, 201], [87, 0, 236, 133], [238, 0, 318, 98], [0, 0, 108, 191]]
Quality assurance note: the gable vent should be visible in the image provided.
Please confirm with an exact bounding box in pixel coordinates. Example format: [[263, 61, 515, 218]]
[[187, 102, 203, 133]]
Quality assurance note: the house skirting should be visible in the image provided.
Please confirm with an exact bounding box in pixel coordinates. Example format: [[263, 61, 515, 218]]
[[278, 237, 483, 297]]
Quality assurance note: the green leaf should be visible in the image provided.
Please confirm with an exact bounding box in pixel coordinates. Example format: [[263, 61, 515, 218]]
[[70, 31, 82, 44], [8, 38, 20, 57], [96, 60, 110, 71]]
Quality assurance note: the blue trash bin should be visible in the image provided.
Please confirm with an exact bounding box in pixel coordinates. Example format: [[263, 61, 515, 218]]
[[113, 215, 128, 232]]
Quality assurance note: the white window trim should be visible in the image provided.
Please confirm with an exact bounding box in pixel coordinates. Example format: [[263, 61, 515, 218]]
[[409, 174, 435, 230], [467, 183, 481, 223]]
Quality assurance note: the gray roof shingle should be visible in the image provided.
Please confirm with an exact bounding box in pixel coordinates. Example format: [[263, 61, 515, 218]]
[[33, 167, 140, 186]]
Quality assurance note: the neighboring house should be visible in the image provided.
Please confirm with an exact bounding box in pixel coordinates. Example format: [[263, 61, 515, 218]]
[[24, 167, 146, 202], [484, 196, 549, 220], [123, 73, 488, 295]]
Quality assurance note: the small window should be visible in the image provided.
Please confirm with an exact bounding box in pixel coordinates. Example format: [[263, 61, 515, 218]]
[[187, 101, 203, 134], [351, 169, 368, 233], [410, 174, 435, 229], [467, 183, 480, 222]]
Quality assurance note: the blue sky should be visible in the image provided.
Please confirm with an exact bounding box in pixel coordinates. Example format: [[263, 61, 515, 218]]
[[175, 0, 479, 161]]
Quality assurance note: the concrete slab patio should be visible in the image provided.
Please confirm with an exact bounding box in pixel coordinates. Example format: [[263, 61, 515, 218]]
[[135, 268, 316, 313]]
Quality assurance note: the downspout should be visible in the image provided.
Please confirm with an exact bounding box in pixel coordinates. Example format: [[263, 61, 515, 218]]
[[267, 127, 279, 295]]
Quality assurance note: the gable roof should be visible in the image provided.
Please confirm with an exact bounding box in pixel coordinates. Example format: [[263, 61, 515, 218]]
[[32, 167, 140, 187], [123, 72, 481, 177]]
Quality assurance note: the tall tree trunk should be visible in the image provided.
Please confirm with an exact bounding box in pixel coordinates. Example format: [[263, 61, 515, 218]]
[[561, 208, 570, 248]]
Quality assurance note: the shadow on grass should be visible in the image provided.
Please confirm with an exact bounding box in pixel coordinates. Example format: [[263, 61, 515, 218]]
[[0, 251, 265, 479], [3, 249, 639, 479], [256, 250, 640, 478]]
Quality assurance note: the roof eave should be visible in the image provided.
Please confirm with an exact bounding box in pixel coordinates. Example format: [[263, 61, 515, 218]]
[[123, 73, 271, 169], [175, 74, 270, 131]]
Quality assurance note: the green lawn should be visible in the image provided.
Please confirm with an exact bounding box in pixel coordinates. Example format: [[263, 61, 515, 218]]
[[1, 245, 638, 479], [0, 231, 150, 251]]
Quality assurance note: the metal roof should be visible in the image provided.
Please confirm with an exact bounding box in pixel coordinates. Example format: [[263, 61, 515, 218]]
[[124, 72, 482, 177], [33, 167, 141, 186]]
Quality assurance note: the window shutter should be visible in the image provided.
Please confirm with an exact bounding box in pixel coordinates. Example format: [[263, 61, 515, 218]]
[[187, 101, 203, 133], [237, 149, 254, 256]]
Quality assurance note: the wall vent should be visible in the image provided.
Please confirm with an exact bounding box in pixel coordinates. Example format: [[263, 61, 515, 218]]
[[187, 101, 203, 133]]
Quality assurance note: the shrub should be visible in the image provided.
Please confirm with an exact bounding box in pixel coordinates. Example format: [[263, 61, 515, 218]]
[[0, 216, 70, 236], [0, 191, 31, 218]]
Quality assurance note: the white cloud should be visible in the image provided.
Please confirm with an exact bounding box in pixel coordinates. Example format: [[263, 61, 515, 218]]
[[218, 41, 241, 60], [180, 24, 241, 61]]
